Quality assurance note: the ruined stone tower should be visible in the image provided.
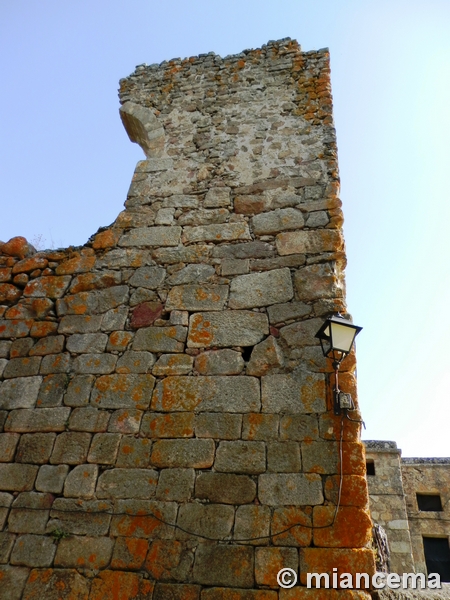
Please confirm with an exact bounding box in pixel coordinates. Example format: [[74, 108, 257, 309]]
[[0, 39, 374, 598]]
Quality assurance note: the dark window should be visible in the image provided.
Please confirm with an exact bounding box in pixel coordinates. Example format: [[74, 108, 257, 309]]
[[417, 494, 443, 511], [423, 537, 450, 582], [366, 460, 375, 476]]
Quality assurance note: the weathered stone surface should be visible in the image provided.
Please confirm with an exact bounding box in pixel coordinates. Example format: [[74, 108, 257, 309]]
[[21, 567, 91, 599], [151, 376, 260, 413], [63, 464, 98, 499], [261, 372, 326, 414], [68, 407, 109, 432], [87, 433, 121, 464], [259, 473, 323, 506], [167, 264, 215, 285], [195, 413, 242, 440], [133, 326, 187, 353], [215, 441, 266, 474], [110, 499, 176, 539], [276, 229, 343, 256], [205, 187, 231, 207], [120, 226, 182, 247], [58, 314, 103, 334], [101, 305, 128, 331], [116, 350, 155, 374], [271, 506, 312, 547], [8, 492, 53, 534], [184, 223, 251, 243], [108, 409, 143, 434], [177, 503, 234, 541], [90, 570, 154, 599], [0, 319, 32, 339], [36, 374, 67, 407], [0, 531, 15, 563], [193, 544, 254, 587], [267, 442, 302, 473], [246, 336, 284, 376], [299, 548, 376, 586], [15, 433, 56, 464], [0, 492, 13, 529], [166, 285, 228, 311], [10, 534, 56, 567], [91, 374, 156, 410], [195, 473, 256, 504], [35, 464, 69, 494], [0, 464, 38, 492], [211, 241, 274, 259], [5, 408, 71, 433], [141, 412, 194, 439], [0, 565, 30, 600], [39, 353, 71, 374], [56, 286, 129, 317], [55, 535, 114, 569], [313, 505, 372, 548], [63, 375, 94, 407], [128, 266, 166, 289], [0, 433, 19, 462], [234, 504, 271, 545], [152, 354, 193, 376], [73, 353, 117, 375], [252, 208, 304, 235], [23, 275, 71, 298], [66, 333, 108, 353], [255, 547, 298, 587], [96, 468, 158, 498], [107, 330, 134, 352], [187, 311, 268, 348], [153, 244, 210, 264], [3, 357, 41, 379], [151, 439, 215, 469], [110, 538, 149, 570], [294, 263, 344, 301], [202, 589, 277, 600], [266, 301, 311, 324], [153, 582, 199, 600], [194, 349, 244, 375], [156, 468, 195, 502], [130, 301, 163, 328], [0, 377, 42, 410], [1, 237, 35, 259], [242, 414, 279, 441], [115, 437, 151, 468], [221, 258, 249, 276], [48, 498, 112, 537], [229, 269, 293, 309]]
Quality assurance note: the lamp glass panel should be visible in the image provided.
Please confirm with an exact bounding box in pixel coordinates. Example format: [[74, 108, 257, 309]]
[[330, 322, 357, 353]]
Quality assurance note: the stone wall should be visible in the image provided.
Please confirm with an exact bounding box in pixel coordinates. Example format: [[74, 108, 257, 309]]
[[0, 39, 374, 599]]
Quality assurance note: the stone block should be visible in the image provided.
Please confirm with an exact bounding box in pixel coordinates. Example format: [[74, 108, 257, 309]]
[[87, 433, 121, 464], [63, 375, 94, 407], [183, 223, 251, 243], [294, 263, 343, 301], [261, 372, 326, 414], [2, 357, 41, 379], [279, 414, 319, 441], [221, 258, 249, 276], [120, 226, 182, 247], [66, 333, 108, 353], [258, 474, 323, 506], [55, 535, 114, 569], [324, 475, 369, 508], [10, 534, 56, 567], [90, 374, 156, 410], [110, 499, 176, 539], [212, 241, 274, 259], [303, 441, 366, 476], [205, 187, 231, 207], [0, 340, 11, 358], [299, 548, 375, 586], [15, 433, 56, 464], [195, 413, 242, 440], [73, 353, 117, 374], [251, 208, 304, 235], [68, 407, 110, 432], [151, 376, 260, 413], [153, 583, 199, 600], [151, 439, 215, 469], [23, 275, 71, 298], [63, 464, 98, 499], [5, 407, 70, 433], [195, 473, 256, 505], [176, 503, 234, 541], [166, 285, 228, 311], [0, 492, 13, 530], [90, 570, 155, 600], [48, 498, 112, 536], [271, 507, 312, 547], [145, 539, 194, 584], [0, 433, 19, 462], [40, 353, 71, 374], [279, 317, 324, 348], [30, 322, 59, 337], [215, 441, 266, 474], [22, 567, 91, 599], [153, 244, 211, 265], [255, 547, 298, 587], [95, 247, 152, 269], [156, 468, 195, 502], [234, 194, 271, 215], [111, 538, 149, 570], [193, 544, 254, 587], [267, 442, 302, 473], [108, 409, 143, 434], [50, 432, 92, 465], [0, 565, 30, 600], [319, 412, 360, 442], [101, 306, 128, 331], [0, 359, 6, 378], [0, 411, 5, 433], [0, 531, 15, 563], [169, 310, 190, 326], [202, 589, 277, 600], [96, 468, 158, 499], [155, 207, 174, 225], [0, 464, 38, 492], [107, 330, 134, 351], [187, 311, 268, 348], [115, 436, 151, 468], [234, 505, 271, 545], [229, 269, 293, 310], [0, 376, 42, 410], [58, 314, 103, 334], [29, 335, 65, 356], [167, 264, 215, 285], [69, 270, 121, 293], [116, 350, 155, 373], [313, 505, 373, 548], [246, 336, 284, 376], [35, 465, 69, 494], [8, 492, 53, 534], [152, 354, 193, 376], [242, 414, 279, 441], [129, 266, 166, 288], [0, 319, 32, 339], [194, 350, 244, 375], [133, 326, 187, 353], [130, 301, 163, 329], [36, 374, 67, 408], [266, 301, 312, 325], [276, 229, 343, 256], [141, 412, 194, 438]]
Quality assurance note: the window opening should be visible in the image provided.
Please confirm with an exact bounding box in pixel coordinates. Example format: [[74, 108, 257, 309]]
[[417, 494, 443, 511], [423, 537, 450, 582], [366, 460, 375, 476]]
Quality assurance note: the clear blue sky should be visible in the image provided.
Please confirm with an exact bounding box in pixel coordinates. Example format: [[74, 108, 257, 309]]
[[1, 1, 449, 456]]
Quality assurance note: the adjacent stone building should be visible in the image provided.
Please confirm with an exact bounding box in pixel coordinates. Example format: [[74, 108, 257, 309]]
[[0, 39, 375, 598]]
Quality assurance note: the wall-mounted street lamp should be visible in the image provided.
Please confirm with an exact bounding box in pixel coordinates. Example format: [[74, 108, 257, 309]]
[[315, 314, 362, 415]]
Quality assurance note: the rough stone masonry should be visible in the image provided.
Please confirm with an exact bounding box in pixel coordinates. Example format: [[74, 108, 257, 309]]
[[0, 39, 375, 599]]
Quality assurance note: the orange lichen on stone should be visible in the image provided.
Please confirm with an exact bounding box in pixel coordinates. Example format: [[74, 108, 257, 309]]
[[90, 570, 153, 600], [324, 475, 368, 508], [92, 229, 122, 249], [147, 412, 194, 438], [145, 539, 183, 580], [300, 548, 376, 586], [280, 589, 372, 599], [30, 321, 59, 337], [313, 506, 373, 548], [111, 538, 149, 570], [12, 256, 48, 274], [271, 507, 313, 546], [0, 236, 35, 258], [187, 314, 213, 346]]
